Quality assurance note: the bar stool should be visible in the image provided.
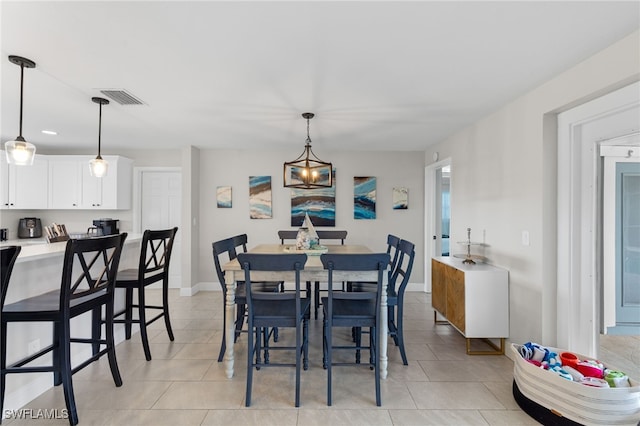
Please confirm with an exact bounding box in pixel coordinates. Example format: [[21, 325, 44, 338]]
[[113, 227, 178, 361], [1, 235, 127, 425]]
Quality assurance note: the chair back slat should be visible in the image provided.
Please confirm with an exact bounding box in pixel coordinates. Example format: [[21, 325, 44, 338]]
[[1, 245, 21, 308], [389, 239, 415, 294], [237, 252, 307, 319], [212, 234, 248, 291], [316, 230, 347, 245], [137, 228, 178, 284], [61, 234, 127, 304], [321, 253, 389, 312], [278, 230, 298, 244]]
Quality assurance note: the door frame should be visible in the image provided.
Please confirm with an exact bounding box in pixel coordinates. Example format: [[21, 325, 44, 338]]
[[557, 81, 639, 357], [425, 157, 452, 293]]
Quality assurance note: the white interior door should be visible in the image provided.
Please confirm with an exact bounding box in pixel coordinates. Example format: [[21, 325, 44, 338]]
[[139, 170, 182, 287]]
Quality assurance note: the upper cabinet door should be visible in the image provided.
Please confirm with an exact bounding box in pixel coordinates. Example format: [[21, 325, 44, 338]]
[[1, 154, 49, 209], [49, 158, 82, 209]]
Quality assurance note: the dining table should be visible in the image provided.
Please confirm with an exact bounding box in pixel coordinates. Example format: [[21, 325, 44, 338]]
[[222, 243, 389, 380]]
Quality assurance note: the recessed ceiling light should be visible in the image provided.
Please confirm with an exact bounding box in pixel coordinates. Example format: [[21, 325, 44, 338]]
[[41, 130, 57, 135]]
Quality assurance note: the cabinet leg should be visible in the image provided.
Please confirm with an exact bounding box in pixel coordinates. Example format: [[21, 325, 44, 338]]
[[466, 338, 505, 355]]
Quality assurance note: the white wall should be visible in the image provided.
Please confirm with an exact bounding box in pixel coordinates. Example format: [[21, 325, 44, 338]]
[[424, 30, 640, 350], [196, 149, 425, 286]]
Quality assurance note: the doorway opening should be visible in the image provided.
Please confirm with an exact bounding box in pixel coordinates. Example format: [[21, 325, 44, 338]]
[[425, 158, 452, 293]]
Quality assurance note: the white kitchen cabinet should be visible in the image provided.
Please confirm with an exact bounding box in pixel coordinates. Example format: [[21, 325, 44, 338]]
[[48, 155, 132, 210], [0, 153, 49, 209], [432, 256, 509, 354]]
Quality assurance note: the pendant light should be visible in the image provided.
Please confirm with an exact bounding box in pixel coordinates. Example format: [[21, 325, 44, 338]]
[[5, 55, 37, 166], [283, 112, 333, 189], [89, 97, 109, 177]]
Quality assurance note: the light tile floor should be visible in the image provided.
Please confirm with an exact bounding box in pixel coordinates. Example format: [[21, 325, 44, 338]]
[[5, 290, 635, 425]]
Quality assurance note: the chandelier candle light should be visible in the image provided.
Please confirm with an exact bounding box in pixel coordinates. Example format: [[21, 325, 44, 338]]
[[283, 112, 333, 189], [89, 97, 110, 177], [5, 55, 37, 166]]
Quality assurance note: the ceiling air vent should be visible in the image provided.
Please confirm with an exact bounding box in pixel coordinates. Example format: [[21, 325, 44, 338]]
[[99, 89, 145, 106]]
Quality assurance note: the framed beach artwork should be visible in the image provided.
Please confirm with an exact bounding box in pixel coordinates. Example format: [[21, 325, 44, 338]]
[[249, 176, 272, 219], [354, 176, 376, 219], [392, 187, 408, 210], [216, 186, 232, 208], [291, 168, 336, 226]]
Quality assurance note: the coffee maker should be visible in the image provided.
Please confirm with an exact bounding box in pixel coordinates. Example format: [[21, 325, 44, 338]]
[[92, 219, 119, 236]]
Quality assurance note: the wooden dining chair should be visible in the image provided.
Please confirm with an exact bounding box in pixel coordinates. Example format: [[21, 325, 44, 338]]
[[387, 239, 415, 365], [113, 227, 178, 361], [238, 252, 310, 407], [1, 235, 126, 425], [320, 252, 389, 407], [212, 234, 282, 362]]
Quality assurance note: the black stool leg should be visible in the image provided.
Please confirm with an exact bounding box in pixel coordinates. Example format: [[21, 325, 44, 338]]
[[52, 322, 62, 386], [60, 319, 78, 425], [137, 287, 152, 361], [162, 278, 174, 341], [105, 295, 123, 387], [1, 320, 7, 420], [124, 287, 133, 340]]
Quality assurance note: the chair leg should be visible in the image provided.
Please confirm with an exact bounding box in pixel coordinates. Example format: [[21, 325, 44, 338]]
[[218, 295, 227, 362], [245, 324, 254, 407], [314, 281, 319, 319], [397, 301, 408, 365], [234, 305, 245, 342], [91, 307, 102, 356], [295, 320, 301, 407], [303, 318, 309, 371], [53, 322, 61, 386], [326, 320, 332, 406], [162, 279, 174, 341], [137, 288, 152, 361], [59, 319, 79, 426], [373, 325, 381, 406], [105, 295, 123, 387], [1, 321, 7, 420], [355, 327, 362, 364], [124, 287, 133, 339]]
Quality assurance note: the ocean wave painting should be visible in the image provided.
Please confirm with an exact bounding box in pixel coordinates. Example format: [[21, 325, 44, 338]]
[[354, 176, 376, 219], [393, 187, 408, 210], [216, 186, 232, 208], [249, 176, 272, 219], [291, 169, 336, 226]]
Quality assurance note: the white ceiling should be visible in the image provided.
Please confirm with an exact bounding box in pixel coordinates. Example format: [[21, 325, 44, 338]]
[[1, 1, 638, 154]]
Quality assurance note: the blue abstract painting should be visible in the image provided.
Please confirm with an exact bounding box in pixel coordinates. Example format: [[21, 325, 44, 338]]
[[249, 176, 272, 219], [354, 176, 376, 219], [291, 169, 336, 226]]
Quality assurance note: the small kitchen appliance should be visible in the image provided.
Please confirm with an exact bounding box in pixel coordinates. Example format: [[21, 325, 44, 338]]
[[18, 217, 43, 238], [92, 218, 119, 236]]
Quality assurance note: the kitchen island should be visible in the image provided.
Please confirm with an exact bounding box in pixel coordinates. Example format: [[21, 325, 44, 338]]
[[2, 234, 142, 414]]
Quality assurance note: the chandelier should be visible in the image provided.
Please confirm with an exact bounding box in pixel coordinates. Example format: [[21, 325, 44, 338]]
[[283, 112, 332, 189]]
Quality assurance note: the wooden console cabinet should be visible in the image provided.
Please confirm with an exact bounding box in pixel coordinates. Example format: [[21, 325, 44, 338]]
[[431, 257, 509, 354]]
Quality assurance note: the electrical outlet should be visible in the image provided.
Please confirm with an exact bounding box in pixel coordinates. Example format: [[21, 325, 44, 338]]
[[28, 339, 40, 355]]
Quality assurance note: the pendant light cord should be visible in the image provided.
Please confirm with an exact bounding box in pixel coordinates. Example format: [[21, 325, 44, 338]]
[[97, 102, 102, 157], [18, 62, 24, 138]]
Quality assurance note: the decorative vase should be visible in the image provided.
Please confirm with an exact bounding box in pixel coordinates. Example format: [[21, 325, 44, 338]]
[[296, 227, 310, 250]]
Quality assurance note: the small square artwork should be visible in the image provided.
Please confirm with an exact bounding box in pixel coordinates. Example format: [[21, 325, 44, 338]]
[[216, 186, 232, 208], [249, 176, 272, 219], [392, 187, 408, 210], [354, 176, 376, 219]]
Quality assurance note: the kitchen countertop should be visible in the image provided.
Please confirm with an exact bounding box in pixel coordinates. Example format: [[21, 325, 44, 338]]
[[1, 233, 142, 263]]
